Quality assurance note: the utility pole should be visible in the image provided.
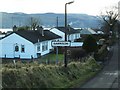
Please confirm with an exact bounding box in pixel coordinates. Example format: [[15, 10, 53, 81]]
[[56, 16, 58, 27], [64, 1, 74, 67]]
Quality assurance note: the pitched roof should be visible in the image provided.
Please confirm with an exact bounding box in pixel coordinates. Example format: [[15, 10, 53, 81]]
[[44, 30, 62, 40], [2, 30, 61, 44], [56, 27, 80, 34]]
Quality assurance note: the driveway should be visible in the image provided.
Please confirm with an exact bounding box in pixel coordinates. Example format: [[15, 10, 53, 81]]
[[80, 41, 119, 89]]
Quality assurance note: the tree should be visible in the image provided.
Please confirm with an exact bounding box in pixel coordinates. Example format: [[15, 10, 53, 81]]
[[100, 5, 118, 36], [82, 35, 98, 54], [17, 26, 30, 31], [117, 21, 120, 35], [28, 17, 40, 30]]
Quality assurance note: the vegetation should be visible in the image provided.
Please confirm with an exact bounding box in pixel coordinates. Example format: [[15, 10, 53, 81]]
[[94, 44, 109, 62], [2, 56, 101, 88], [38, 54, 64, 64], [28, 17, 41, 31], [82, 35, 98, 54], [100, 5, 118, 36], [68, 48, 87, 61], [17, 26, 30, 31]]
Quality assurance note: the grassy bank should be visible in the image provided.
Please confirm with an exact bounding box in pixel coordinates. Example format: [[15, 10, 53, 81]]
[[2, 56, 101, 88]]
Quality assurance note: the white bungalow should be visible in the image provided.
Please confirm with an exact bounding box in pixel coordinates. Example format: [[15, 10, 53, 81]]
[[50, 27, 81, 42], [0, 28, 61, 59]]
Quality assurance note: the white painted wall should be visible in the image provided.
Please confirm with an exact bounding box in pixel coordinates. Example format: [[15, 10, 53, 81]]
[[41, 41, 49, 56], [35, 40, 51, 56], [0, 40, 2, 58], [50, 28, 81, 42], [68, 33, 81, 42], [0, 33, 37, 59], [71, 42, 83, 47], [0, 33, 63, 59], [50, 28, 65, 41]]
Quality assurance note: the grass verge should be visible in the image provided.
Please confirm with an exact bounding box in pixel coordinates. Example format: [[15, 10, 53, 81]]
[[2, 56, 101, 88]]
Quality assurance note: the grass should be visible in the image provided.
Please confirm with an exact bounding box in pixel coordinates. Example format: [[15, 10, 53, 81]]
[[38, 54, 64, 64], [2, 56, 102, 88]]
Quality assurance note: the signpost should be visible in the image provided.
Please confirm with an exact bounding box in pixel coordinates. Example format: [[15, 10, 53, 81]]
[[52, 41, 83, 66], [51, 41, 71, 47], [52, 41, 70, 65]]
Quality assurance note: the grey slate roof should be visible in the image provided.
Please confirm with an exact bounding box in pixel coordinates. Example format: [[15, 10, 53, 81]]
[[2, 30, 61, 44], [56, 27, 80, 34]]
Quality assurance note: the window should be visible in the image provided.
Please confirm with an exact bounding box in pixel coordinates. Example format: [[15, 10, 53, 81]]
[[21, 45, 25, 52], [15, 45, 19, 52], [75, 34, 78, 39], [42, 42, 48, 52], [37, 43, 40, 52]]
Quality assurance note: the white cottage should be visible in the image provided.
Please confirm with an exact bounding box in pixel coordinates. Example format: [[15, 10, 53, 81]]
[[50, 27, 81, 42], [0, 29, 61, 59]]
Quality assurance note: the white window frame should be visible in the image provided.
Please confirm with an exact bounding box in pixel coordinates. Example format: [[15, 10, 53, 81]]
[[42, 41, 48, 52], [37, 43, 40, 52]]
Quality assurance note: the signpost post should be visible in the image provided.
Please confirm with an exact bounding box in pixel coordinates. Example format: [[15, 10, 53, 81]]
[[52, 41, 71, 66], [52, 41, 83, 66]]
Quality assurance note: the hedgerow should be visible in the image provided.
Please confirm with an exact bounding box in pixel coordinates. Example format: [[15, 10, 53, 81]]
[[2, 56, 101, 88]]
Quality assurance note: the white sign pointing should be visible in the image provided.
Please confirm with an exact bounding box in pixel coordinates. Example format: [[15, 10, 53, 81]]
[[52, 41, 70, 47]]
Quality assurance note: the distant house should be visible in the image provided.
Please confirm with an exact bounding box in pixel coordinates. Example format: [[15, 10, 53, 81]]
[[50, 27, 81, 42], [97, 31, 104, 34], [80, 28, 97, 35], [0, 28, 13, 33], [0, 34, 5, 39], [0, 28, 61, 59]]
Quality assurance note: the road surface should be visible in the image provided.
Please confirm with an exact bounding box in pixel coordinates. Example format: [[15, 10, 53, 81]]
[[80, 41, 119, 89]]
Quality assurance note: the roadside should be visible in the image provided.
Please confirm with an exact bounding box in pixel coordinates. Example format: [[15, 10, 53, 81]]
[[79, 42, 118, 88]]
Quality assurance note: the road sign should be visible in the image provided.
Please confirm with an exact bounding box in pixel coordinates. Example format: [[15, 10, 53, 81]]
[[52, 41, 70, 47]]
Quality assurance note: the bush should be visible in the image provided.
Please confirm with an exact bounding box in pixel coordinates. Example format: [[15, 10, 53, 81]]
[[82, 35, 98, 53], [94, 44, 108, 61], [69, 48, 87, 60]]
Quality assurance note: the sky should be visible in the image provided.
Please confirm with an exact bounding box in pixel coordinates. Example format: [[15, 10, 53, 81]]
[[0, 0, 119, 16]]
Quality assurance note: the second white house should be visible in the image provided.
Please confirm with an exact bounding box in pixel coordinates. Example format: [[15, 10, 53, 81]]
[[50, 26, 81, 42]]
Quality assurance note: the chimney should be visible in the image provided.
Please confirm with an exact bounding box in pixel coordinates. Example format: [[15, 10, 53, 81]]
[[36, 25, 44, 36], [13, 25, 17, 32]]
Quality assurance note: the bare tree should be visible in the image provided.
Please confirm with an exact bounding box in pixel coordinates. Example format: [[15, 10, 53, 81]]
[[28, 17, 40, 30], [100, 5, 118, 36]]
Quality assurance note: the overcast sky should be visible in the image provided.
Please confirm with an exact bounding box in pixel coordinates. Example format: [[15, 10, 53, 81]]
[[0, 0, 119, 15]]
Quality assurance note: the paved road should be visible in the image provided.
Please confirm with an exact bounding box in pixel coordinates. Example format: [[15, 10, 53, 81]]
[[80, 41, 119, 89]]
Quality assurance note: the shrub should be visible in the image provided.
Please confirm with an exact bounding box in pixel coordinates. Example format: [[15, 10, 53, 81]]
[[82, 35, 98, 53], [94, 44, 108, 61], [69, 48, 87, 60]]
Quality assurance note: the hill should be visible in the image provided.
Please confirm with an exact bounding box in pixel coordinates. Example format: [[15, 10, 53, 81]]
[[0, 12, 102, 28]]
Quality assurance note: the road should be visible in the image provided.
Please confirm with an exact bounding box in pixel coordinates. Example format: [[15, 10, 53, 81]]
[[80, 40, 119, 89]]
